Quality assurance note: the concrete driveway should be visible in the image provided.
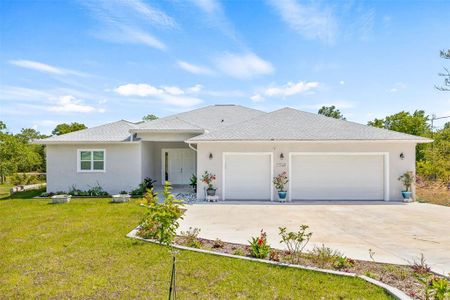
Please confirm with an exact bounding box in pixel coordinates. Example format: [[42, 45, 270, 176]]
[[179, 202, 450, 275]]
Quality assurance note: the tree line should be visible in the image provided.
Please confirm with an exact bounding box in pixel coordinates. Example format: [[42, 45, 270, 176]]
[[319, 106, 449, 184]]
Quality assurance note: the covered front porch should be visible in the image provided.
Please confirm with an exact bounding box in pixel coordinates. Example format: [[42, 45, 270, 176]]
[[140, 141, 197, 186]]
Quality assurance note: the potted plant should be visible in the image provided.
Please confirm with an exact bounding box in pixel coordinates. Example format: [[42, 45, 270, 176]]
[[273, 172, 288, 202], [189, 174, 197, 193], [112, 190, 131, 203], [201, 171, 216, 196], [398, 171, 415, 202]]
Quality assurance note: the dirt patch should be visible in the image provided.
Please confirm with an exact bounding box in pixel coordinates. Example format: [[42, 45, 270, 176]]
[[416, 181, 450, 206]]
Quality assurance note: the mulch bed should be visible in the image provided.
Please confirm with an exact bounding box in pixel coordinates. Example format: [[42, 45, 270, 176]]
[[172, 236, 448, 300]]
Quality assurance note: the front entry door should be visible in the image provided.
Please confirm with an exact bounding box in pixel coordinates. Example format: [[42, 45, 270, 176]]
[[163, 149, 196, 184]]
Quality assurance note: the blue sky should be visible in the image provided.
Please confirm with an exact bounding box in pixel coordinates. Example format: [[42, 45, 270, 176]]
[[1, 0, 449, 134]]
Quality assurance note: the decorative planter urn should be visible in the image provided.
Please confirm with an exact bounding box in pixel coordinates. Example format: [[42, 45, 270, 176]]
[[51, 194, 71, 204], [401, 191, 412, 202], [206, 188, 216, 196], [278, 191, 287, 202], [112, 194, 131, 203]]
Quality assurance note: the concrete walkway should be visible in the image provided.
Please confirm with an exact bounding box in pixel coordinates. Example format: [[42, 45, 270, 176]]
[[179, 202, 450, 275]]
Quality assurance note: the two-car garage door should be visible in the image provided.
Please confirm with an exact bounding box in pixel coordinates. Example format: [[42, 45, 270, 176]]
[[223, 152, 386, 201], [290, 153, 386, 201]]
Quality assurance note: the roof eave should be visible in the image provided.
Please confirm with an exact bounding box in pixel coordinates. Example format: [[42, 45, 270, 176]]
[[130, 129, 205, 134], [186, 139, 433, 143], [32, 140, 140, 145]]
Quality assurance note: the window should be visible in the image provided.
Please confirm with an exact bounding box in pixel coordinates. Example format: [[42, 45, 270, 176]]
[[78, 150, 105, 172]]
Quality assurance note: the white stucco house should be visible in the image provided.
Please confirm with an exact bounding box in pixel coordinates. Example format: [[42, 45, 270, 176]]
[[35, 104, 431, 201]]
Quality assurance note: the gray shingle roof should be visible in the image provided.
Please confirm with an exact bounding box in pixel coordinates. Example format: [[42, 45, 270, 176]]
[[131, 117, 204, 132], [34, 120, 137, 144], [136, 105, 265, 132], [188, 107, 432, 142]]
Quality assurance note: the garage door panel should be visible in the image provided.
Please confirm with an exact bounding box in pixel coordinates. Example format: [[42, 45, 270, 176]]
[[224, 154, 271, 200], [291, 154, 384, 200]]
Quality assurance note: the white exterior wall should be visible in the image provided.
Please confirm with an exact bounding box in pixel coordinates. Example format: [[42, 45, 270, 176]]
[[196, 142, 417, 201], [46, 143, 142, 194]]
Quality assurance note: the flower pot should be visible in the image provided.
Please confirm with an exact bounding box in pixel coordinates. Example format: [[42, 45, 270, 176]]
[[401, 191, 412, 202], [112, 194, 130, 203], [206, 188, 216, 196], [51, 194, 71, 204], [278, 191, 287, 202]]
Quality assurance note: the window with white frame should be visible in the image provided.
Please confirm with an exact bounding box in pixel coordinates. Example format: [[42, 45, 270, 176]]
[[78, 150, 105, 172]]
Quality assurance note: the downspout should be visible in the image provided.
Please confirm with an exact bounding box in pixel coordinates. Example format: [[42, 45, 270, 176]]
[[187, 142, 197, 152]]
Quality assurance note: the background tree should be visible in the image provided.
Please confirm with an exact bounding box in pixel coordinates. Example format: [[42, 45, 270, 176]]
[[0, 123, 42, 183], [435, 49, 450, 91], [368, 110, 432, 160], [52, 122, 87, 135], [0, 121, 5, 131], [318, 106, 346, 120], [142, 114, 158, 121]]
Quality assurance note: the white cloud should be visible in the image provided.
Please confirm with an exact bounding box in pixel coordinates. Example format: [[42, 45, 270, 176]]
[[48, 95, 104, 113], [114, 83, 163, 97], [177, 61, 215, 75], [268, 0, 337, 43], [9, 60, 89, 77], [339, 80, 345, 85], [388, 82, 407, 93], [214, 52, 274, 79], [190, 0, 221, 14], [187, 84, 203, 93], [252, 80, 320, 100], [114, 83, 203, 107], [80, 0, 171, 50], [250, 94, 265, 102]]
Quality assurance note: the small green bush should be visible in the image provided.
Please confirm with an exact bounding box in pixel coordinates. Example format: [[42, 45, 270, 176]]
[[137, 181, 184, 245], [249, 230, 270, 259], [179, 227, 202, 248], [333, 256, 354, 270], [279, 225, 312, 264], [310, 244, 343, 268]]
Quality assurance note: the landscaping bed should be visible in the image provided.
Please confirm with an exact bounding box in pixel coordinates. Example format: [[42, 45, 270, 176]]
[[416, 181, 450, 207]]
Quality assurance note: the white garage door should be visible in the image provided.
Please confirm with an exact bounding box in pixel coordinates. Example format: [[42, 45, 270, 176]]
[[224, 153, 272, 200], [290, 153, 385, 201]]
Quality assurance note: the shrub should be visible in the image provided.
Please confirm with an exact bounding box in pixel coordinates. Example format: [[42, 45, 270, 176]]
[[179, 227, 202, 248], [131, 177, 157, 197], [411, 253, 431, 275], [310, 244, 344, 268], [137, 181, 184, 245], [417, 275, 449, 300], [212, 238, 224, 249], [279, 225, 312, 264], [10, 173, 39, 186], [333, 256, 354, 270], [233, 248, 245, 256], [249, 230, 270, 259], [87, 182, 109, 196], [269, 250, 280, 262], [201, 171, 216, 189]]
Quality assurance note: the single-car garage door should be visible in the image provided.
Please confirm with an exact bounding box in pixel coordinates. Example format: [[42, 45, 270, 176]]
[[224, 153, 272, 200], [290, 153, 386, 201]]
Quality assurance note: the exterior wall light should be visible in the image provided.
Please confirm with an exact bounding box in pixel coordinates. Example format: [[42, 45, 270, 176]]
[[400, 152, 405, 160], [209, 153, 213, 160], [280, 153, 284, 160]]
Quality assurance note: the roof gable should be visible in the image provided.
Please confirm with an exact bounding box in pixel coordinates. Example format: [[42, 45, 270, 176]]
[[34, 120, 137, 144], [188, 107, 432, 142]]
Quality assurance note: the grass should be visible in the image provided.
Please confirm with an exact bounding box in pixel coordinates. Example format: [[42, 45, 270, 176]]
[[0, 190, 393, 299]]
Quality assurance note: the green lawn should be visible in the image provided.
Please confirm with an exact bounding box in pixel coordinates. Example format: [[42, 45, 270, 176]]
[[0, 191, 393, 299]]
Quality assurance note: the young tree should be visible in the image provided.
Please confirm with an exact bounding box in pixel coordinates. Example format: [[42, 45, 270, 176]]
[[143, 114, 158, 121], [52, 122, 87, 135], [435, 49, 450, 91], [318, 106, 346, 120]]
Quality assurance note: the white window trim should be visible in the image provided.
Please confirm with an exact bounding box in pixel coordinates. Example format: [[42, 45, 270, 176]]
[[288, 152, 389, 201], [222, 152, 274, 201], [77, 149, 106, 173]]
